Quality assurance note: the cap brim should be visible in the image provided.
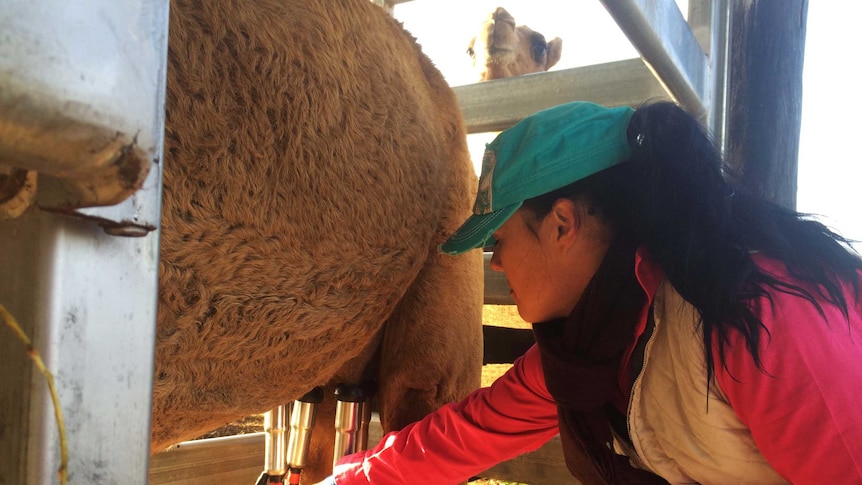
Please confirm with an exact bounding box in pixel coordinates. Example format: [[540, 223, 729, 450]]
[[439, 202, 522, 255]]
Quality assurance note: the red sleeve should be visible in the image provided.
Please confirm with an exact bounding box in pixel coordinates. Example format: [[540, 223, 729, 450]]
[[715, 275, 862, 484], [333, 344, 559, 484]]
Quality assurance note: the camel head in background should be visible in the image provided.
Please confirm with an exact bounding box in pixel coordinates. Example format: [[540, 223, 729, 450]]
[[467, 7, 563, 81]]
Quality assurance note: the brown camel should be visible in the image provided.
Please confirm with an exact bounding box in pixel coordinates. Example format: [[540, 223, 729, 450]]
[[153, 0, 484, 480], [467, 7, 563, 81]]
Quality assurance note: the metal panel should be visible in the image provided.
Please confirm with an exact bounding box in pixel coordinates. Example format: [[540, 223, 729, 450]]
[[0, 0, 168, 483], [0, 0, 168, 231], [1, 214, 162, 484], [454, 58, 670, 134], [599, 0, 710, 117]]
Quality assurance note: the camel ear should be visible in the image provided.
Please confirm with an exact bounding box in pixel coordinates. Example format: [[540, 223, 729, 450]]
[[546, 37, 562, 70]]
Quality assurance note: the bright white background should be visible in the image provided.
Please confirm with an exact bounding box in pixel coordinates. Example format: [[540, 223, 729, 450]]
[[394, 1, 861, 251]]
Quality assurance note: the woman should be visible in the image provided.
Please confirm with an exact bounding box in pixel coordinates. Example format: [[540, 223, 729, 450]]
[[320, 101, 862, 484]]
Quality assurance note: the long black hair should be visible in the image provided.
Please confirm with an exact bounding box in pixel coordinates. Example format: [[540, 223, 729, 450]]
[[522, 101, 862, 380]]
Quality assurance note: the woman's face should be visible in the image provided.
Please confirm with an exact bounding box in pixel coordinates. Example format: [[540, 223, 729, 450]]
[[488, 209, 578, 323]]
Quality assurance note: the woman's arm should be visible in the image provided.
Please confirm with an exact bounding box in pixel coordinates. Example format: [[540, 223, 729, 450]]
[[333, 344, 560, 485]]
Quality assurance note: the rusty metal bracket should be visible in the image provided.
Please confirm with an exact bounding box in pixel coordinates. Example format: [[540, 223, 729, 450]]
[[0, 0, 167, 236]]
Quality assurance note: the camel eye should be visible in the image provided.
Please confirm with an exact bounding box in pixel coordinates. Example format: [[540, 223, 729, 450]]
[[466, 46, 475, 59], [530, 34, 548, 62]]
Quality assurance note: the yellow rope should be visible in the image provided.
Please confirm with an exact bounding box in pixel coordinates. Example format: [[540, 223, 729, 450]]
[[1, 304, 68, 485]]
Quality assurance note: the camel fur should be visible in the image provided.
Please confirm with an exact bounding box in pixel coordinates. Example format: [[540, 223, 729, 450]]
[[154, 0, 484, 479], [468, 7, 563, 81]]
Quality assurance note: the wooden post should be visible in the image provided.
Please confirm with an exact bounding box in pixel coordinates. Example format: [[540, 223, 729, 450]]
[[726, 0, 808, 210]]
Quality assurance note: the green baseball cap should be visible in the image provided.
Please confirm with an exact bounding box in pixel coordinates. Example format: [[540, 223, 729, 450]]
[[440, 101, 635, 255]]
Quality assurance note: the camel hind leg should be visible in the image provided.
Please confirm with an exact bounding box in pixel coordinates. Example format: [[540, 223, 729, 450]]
[[376, 249, 484, 432]]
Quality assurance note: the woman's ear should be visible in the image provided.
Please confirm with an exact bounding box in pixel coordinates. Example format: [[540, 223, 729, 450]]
[[549, 198, 580, 247]]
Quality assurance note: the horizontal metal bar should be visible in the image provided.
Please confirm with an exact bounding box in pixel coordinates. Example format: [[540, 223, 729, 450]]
[[454, 58, 670, 134], [149, 434, 264, 484]]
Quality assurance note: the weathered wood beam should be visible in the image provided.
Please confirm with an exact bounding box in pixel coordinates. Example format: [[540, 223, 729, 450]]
[[726, 0, 807, 210]]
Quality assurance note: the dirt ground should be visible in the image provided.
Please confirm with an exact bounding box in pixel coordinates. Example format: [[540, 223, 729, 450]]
[[470, 480, 527, 485], [194, 414, 264, 440]]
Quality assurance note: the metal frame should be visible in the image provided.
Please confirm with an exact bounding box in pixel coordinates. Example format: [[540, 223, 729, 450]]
[[0, 1, 169, 483]]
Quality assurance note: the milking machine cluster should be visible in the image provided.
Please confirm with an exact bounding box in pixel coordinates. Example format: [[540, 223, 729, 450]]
[[255, 382, 374, 485]]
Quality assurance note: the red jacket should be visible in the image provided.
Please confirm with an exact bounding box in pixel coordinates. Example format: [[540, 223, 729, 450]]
[[334, 253, 862, 484]]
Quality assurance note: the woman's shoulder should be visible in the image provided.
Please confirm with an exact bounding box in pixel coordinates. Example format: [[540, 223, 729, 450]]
[[715, 254, 862, 483], [749, 252, 861, 315], [722, 252, 862, 375]]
